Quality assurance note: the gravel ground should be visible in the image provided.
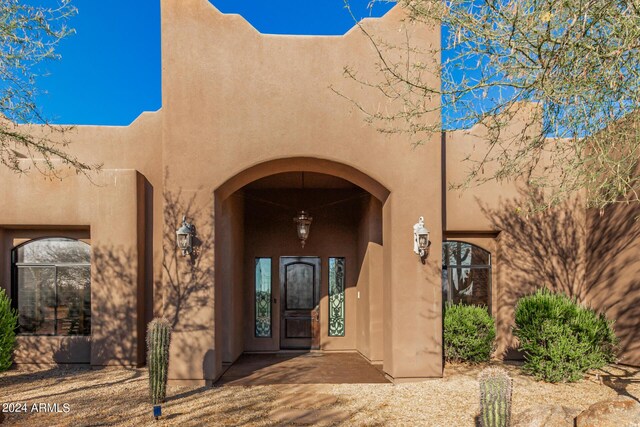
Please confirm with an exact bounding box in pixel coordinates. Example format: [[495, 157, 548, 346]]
[[1, 362, 638, 426]]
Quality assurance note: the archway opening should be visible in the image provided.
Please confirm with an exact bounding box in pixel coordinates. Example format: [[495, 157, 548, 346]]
[[215, 168, 387, 381]]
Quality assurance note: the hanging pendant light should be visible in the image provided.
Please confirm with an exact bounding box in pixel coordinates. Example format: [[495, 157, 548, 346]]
[[293, 210, 313, 248]]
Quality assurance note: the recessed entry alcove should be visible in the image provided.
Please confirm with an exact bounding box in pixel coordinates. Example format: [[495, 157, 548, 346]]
[[214, 170, 385, 368]]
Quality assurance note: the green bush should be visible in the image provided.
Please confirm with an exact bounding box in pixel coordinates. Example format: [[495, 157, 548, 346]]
[[514, 288, 618, 383], [0, 288, 18, 372], [444, 302, 496, 363]]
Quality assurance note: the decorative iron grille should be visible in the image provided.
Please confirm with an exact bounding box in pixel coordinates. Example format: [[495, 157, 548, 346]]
[[328, 257, 345, 336], [255, 258, 272, 337]]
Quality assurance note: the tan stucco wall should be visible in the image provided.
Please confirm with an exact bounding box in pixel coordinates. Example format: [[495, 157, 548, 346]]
[[160, 0, 442, 382], [0, 169, 147, 366], [355, 196, 384, 363], [356, 243, 384, 363], [445, 116, 590, 358], [218, 191, 245, 363], [12, 111, 164, 317], [586, 202, 640, 366], [2, 0, 637, 384], [444, 104, 543, 232], [444, 113, 640, 365]]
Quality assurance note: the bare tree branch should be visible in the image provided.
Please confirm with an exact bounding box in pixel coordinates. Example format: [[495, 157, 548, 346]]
[[341, 0, 640, 210], [0, 0, 101, 179]]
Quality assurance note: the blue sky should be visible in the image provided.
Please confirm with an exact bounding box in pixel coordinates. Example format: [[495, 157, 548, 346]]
[[35, 0, 395, 126]]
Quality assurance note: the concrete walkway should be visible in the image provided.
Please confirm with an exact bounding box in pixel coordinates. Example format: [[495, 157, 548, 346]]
[[215, 353, 389, 425], [215, 352, 390, 386]]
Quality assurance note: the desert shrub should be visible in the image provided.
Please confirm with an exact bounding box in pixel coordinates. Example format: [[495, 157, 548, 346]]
[[514, 288, 618, 382], [0, 288, 18, 372], [444, 302, 496, 363]]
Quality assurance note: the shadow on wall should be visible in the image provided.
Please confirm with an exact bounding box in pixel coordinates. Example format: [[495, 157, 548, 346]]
[[67, 183, 215, 370], [159, 179, 218, 381], [86, 246, 140, 366], [587, 199, 640, 366], [159, 186, 214, 332], [420, 256, 445, 370], [481, 190, 640, 365]]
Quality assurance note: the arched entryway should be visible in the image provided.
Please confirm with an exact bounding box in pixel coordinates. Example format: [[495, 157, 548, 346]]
[[214, 158, 390, 376]]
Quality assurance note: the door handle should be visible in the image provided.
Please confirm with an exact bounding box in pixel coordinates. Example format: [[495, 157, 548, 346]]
[[273, 297, 277, 304]]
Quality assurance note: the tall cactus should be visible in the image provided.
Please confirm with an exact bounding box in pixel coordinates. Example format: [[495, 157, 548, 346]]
[[147, 318, 172, 407], [479, 367, 512, 427]]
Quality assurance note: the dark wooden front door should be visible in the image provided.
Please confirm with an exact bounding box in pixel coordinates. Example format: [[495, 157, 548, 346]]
[[280, 257, 320, 349]]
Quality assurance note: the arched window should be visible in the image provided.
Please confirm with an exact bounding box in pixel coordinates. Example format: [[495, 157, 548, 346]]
[[11, 238, 91, 336], [442, 241, 491, 307]]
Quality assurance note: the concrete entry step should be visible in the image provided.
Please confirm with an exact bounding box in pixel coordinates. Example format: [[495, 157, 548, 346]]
[[216, 352, 389, 386]]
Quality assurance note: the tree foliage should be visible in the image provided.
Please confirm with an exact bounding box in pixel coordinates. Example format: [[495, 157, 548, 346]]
[[343, 0, 640, 210], [0, 0, 98, 176]]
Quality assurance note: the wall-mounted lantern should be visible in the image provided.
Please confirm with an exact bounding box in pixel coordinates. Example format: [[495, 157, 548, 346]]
[[413, 216, 431, 264], [176, 215, 195, 256], [294, 210, 313, 248]]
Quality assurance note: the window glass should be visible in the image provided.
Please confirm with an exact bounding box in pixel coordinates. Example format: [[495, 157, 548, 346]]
[[13, 238, 91, 336], [16, 238, 90, 264], [255, 258, 271, 337], [442, 241, 491, 307], [443, 241, 490, 267], [56, 266, 91, 335], [328, 257, 345, 337], [16, 266, 56, 335]]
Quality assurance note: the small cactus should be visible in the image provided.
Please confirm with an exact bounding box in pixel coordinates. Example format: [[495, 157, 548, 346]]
[[479, 366, 512, 427], [147, 318, 172, 408]]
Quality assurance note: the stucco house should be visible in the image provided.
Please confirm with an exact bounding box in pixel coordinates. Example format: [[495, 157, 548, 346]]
[[1, 0, 638, 385]]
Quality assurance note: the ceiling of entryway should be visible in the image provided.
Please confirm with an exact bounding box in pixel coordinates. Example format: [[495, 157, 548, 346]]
[[244, 172, 359, 190]]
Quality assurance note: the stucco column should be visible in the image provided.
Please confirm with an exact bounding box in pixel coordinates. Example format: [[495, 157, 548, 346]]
[[164, 189, 218, 385], [89, 171, 146, 366], [382, 185, 443, 381]]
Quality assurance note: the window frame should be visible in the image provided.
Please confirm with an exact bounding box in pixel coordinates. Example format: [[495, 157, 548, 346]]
[[442, 241, 492, 310], [11, 237, 91, 337]]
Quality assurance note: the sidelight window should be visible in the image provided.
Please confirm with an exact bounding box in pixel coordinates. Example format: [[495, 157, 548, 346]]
[[328, 257, 345, 336], [255, 258, 272, 337]]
